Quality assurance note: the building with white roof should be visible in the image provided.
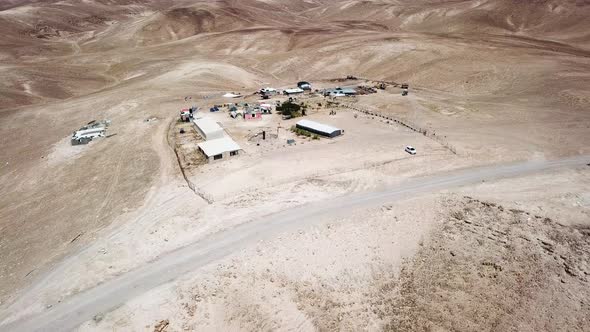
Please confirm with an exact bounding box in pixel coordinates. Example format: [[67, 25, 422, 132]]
[[197, 137, 242, 162], [192, 117, 225, 140], [283, 88, 304, 95], [323, 87, 357, 96], [296, 119, 342, 138]]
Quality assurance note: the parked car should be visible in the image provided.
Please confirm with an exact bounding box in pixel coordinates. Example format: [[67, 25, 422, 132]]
[[297, 81, 312, 90], [405, 146, 416, 155]]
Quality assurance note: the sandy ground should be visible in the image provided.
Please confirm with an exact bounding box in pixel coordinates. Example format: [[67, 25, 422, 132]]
[[0, 0, 589, 330], [78, 168, 590, 332]]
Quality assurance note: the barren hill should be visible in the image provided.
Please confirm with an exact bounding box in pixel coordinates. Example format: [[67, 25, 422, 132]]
[[0, 0, 588, 108], [0, 1, 589, 331]]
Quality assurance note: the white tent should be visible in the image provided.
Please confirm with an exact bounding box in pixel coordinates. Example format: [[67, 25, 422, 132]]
[[223, 93, 242, 98]]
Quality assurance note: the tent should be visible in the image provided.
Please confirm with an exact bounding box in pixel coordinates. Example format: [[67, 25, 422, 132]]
[[223, 93, 242, 98]]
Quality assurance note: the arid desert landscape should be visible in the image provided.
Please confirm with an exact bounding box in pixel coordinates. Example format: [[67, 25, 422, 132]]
[[0, 0, 589, 331]]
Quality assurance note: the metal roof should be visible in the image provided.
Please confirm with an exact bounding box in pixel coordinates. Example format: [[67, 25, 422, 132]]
[[193, 117, 223, 135], [284, 88, 304, 94], [197, 137, 241, 157], [74, 127, 105, 138], [325, 87, 356, 94], [296, 119, 341, 135]]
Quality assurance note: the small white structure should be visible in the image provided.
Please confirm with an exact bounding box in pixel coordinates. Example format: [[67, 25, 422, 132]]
[[283, 88, 304, 95], [71, 126, 106, 145], [223, 92, 242, 98], [324, 87, 357, 96], [193, 117, 225, 140], [74, 127, 105, 139], [198, 137, 242, 162], [296, 119, 342, 138], [260, 103, 273, 113], [260, 87, 277, 95]]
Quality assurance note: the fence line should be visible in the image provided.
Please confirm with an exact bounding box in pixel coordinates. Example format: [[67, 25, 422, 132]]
[[335, 102, 458, 155], [166, 119, 214, 204], [354, 76, 402, 88]]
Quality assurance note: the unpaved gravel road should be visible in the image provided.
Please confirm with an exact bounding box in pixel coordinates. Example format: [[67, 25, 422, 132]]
[[3, 155, 589, 332]]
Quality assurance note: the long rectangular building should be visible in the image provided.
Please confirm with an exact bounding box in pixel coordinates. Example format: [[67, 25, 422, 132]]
[[192, 117, 225, 140], [296, 119, 342, 138]]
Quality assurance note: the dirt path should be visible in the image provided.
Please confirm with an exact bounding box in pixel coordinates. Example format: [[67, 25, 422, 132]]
[[2, 155, 588, 332]]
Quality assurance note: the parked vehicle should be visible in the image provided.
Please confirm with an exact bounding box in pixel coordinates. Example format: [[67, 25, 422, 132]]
[[401, 83, 409, 96], [297, 81, 312, 90], [405, 146, 416, 155]]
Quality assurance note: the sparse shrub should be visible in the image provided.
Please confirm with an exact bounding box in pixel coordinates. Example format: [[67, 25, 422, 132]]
[[291, 126, 314, 137]]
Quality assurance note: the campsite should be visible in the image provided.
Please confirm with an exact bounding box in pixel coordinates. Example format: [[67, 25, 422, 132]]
[[0, 1, 589, 331]]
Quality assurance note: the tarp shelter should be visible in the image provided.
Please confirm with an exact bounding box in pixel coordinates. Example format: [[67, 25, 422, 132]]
[[296, 119, 342, 138], [197, 137, 241, 162], [192, 117, 225, 140]]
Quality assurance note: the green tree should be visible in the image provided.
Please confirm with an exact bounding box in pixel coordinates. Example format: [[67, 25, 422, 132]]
[[277, 101, 301, 117]]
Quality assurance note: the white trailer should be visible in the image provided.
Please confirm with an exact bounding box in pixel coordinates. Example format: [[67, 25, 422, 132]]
[[71, 127, 106, 145]]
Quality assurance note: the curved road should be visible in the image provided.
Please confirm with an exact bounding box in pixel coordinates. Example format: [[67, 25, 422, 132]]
[[3, 155, 589, 331]]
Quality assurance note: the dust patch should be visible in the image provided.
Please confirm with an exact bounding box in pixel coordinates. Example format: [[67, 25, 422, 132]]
[[45, 136, 87, 166]]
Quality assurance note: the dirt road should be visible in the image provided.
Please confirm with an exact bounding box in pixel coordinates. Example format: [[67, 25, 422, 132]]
[[2, 155, 589, 332]]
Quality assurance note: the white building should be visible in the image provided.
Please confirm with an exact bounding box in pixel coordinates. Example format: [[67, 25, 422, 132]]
[[71, 126, 106, 145], [296, 119, 342, 138], [260, 87, 277, 95], [197, 137, 242, 162], [283, 88, 304, 95], [192, 117, 225, 140]]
